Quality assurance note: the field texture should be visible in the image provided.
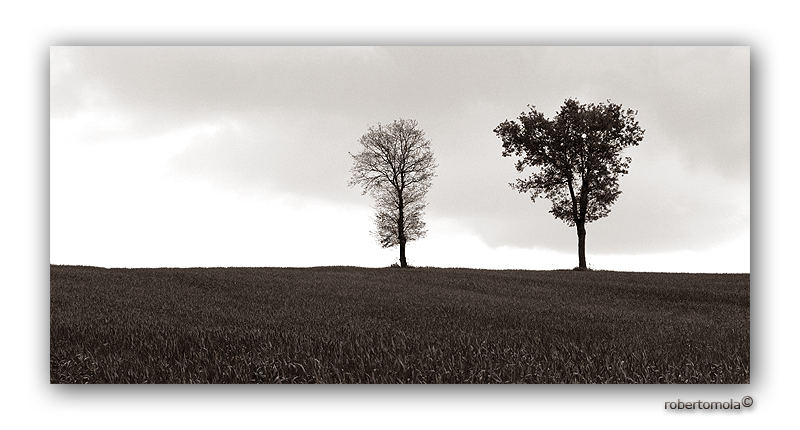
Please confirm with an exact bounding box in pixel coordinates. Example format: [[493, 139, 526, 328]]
[[50, 265, 749, 384]]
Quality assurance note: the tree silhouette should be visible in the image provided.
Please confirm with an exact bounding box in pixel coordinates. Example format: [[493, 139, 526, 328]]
[[494, 98, 644, 269], [349, 119, 437, 268]]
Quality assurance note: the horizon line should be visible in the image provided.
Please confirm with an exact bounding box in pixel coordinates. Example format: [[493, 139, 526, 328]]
[[48, 263, 750, 276]]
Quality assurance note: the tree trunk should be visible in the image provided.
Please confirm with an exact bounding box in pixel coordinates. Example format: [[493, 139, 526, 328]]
[[576, 222, 587, 269], [399, 239, 407, 268], [398, 197, 407, 268]]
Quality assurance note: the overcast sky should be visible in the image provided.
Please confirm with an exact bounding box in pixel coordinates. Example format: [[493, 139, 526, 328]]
[[50, 46, 749, 272]]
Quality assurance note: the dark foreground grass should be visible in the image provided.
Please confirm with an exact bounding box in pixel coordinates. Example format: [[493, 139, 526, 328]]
[[50, 265, 749, 384]]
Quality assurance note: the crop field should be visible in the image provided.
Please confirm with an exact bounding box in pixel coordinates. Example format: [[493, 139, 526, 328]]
[[50, 265, 749, 384]]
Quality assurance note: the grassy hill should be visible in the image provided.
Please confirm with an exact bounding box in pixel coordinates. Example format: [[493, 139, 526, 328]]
[[50, 265, 749, 383]]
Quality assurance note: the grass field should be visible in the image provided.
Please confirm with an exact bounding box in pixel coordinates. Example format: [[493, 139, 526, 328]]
[[50, 265, 749, 384]]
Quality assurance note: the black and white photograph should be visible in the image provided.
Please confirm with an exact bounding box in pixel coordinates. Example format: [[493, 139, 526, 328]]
[[9, 1, 800, 428], [49, 46, 749, 384]]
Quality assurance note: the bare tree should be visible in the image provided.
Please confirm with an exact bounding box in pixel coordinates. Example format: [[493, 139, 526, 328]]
[[349, 119, 437, 268]]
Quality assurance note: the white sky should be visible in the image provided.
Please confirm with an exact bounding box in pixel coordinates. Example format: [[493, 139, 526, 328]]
[[50, 46, 749, 272]]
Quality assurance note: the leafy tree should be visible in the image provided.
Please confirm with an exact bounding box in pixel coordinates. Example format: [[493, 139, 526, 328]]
[[494, 98, 644, 269], [349, 119, 437, 268]]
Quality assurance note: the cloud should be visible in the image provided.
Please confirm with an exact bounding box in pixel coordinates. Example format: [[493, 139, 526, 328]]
[[51, 46, 749, 259]]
